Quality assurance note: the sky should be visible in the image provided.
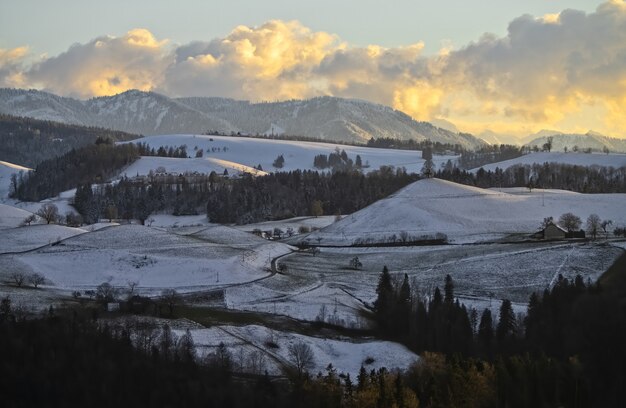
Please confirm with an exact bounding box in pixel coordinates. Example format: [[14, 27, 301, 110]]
[[1, 0, 625, 138]]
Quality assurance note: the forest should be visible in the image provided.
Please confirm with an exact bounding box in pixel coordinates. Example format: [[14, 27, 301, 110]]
[[10, 139, 141, 202], [75, 167, 418, 225], [0, 114, 139, 167], [436, 162, 626, 193], [368, 257, 626, 407]]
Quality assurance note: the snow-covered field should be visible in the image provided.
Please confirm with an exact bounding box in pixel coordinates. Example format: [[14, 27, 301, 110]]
[[221, 241, 622, 325], [0, 224, 292, 296], [472, 151, 626, 172], [120, 134, 458, 176], [0, 224, 87, 254], [306, 178, 626, 245], [173, 324, 418, 377]]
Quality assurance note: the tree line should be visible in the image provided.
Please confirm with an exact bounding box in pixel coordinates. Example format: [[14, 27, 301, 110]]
[[10, 139, 141, 202], [205, 168, 418, 224], [0, 113, 139, 167], [437, 162, 626, 193]]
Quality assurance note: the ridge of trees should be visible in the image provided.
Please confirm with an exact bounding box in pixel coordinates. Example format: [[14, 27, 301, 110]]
[[436, 162, 626, 193], [10, 140, 141, 202], [0, 113, 139, 167], [205, 168, 418, 224]]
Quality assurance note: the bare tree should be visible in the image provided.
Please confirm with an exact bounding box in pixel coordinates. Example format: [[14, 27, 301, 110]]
[[95, 282, 118, 303], [28, 273, 45, 288], [161, 289, 182, 316], [37, 203, 59, 224], [559, 212, 582, 232], [10, 272, 25, 287], [601, 220, 613, 239], [22, 214, 37, 226], [586, 214, 601, 240], [127, 280, 139, 296], [349, 256, 363, 270], [288, 341, 315, 377]]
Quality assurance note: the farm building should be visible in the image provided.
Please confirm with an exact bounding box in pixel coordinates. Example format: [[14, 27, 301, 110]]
[[535, 223, 567, 240]]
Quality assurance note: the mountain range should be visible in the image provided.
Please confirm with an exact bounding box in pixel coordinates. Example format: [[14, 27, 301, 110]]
[[0, 88, 485, 149]]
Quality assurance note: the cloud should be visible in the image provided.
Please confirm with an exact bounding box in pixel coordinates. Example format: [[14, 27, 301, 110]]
[[438, 0, 626, 134], [0, 46, 29, 87], [2, 1, 626, 137], [161, 20, 343, 100], [25, 29, 171, 98]]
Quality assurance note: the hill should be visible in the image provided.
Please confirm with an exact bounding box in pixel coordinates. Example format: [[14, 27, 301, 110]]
[[305, 178, 626, 245], [0, 88, 486, 149], [471, 151, 626, 172], [526, 131, 626, 153], [119, 134, 459, 177], [0, 113, 140, 167]]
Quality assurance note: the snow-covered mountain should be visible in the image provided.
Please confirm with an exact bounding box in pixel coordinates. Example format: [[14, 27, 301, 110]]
[[0, 88, 485, 148], [525, 131, 626, 153]]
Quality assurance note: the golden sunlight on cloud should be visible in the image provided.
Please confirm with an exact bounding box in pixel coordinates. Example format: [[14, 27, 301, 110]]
[[393, 81, 443, 121], [0, 46, 29, 87], [541, 13, 561, 23], [124, 28, 167, 48], [25, 29, 171, 98], [4, 1, 626, 138]]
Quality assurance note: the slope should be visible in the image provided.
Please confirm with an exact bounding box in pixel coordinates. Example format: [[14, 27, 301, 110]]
[[119, 134, 458, 176], [306, 178, 626, 244]]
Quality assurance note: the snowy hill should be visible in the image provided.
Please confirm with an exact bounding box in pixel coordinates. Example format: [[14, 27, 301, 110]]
[[119, 134, 459, 176], [0, 88, 485, 148], [471, 152, 626, 172], [525, 132, 626, 153], [306, 178, 626, 244]]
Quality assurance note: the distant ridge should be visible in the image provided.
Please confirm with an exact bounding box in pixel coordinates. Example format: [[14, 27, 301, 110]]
[[525, 131, 626, 153], [0, 88, 486, 149]]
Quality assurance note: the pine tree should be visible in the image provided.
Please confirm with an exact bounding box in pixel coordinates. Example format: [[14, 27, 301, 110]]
[[374, 266, 394, 324], [478, 308, 494, 353], [496, 299, 516, 347], [444, 274, 454, 304]]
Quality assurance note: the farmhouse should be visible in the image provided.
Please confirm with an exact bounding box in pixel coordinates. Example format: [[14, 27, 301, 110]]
[[536, 223, 567, 240]]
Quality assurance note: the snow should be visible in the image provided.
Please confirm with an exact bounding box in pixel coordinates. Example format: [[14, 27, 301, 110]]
[[0, 160, 31, 199], [0, 224, 87, 254], [0, 203, 36, 229], [472, 152, 626, 172], [174, 324, 418, 377], [307, 178, 626, 245], [119, 156, 268, 178], [233, 216, 337, 235], [120, 134, 458, 175], [0, 224, 291, 295]]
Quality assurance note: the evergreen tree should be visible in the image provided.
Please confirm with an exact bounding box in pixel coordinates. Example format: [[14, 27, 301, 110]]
[[374, 266, 395, 325], [444, 274, 454, 304], [496, 299, 516, 348], [478, 308, 494, 355]]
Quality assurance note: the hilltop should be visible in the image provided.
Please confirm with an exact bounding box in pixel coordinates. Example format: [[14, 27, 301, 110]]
[[0, 88, 485, 149]]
